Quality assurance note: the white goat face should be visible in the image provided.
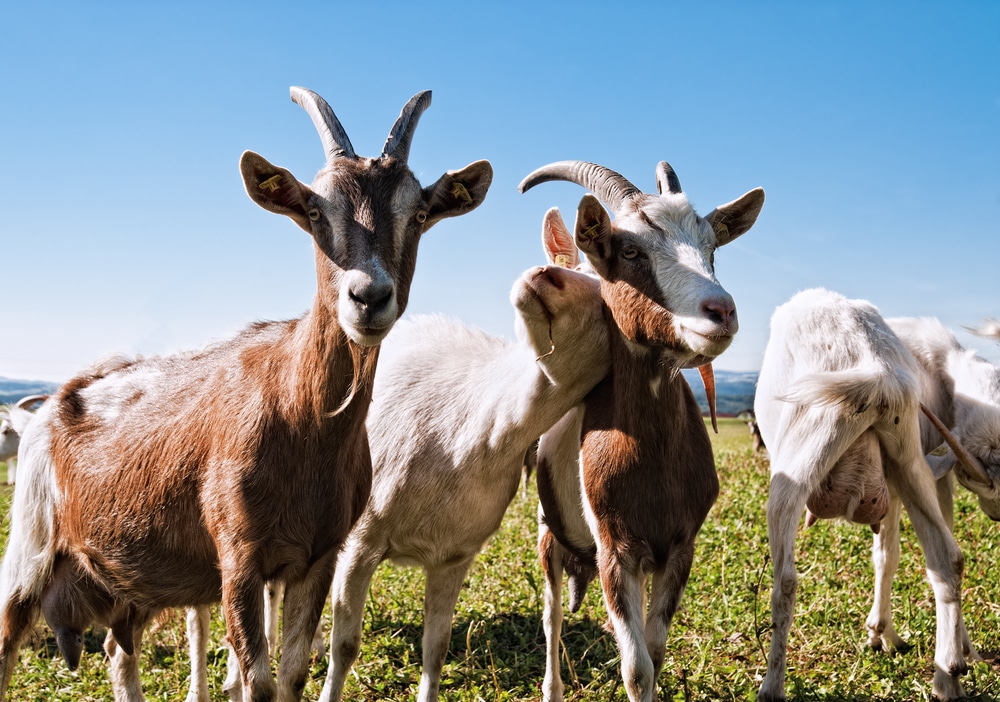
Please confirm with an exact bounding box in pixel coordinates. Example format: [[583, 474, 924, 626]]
[[511, 264, 607, 385], [954, 409, 1000, 520], [0, 416, 19, 461], [519, 161, 764, 368]]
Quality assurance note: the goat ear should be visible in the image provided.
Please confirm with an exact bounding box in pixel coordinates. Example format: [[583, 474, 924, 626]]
[[542, 208, 578, 268], [240, 151, 313, 233], [574, 194, 613, 264], [423, 160, 493, 228], [705, 187, 765, 246]]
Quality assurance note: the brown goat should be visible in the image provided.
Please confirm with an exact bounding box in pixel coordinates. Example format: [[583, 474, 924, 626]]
[[520, 160, 764, 702], [0, 87, 491, 702]]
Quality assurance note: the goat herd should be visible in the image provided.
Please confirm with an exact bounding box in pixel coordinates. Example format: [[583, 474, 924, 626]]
[[0, 88, 997, 702]]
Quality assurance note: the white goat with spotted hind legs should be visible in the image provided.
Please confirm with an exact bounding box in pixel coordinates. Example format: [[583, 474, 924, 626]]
[[754, 288, 987, 702], [862, 315, 1000, 666], [0, 396, 47, 485]]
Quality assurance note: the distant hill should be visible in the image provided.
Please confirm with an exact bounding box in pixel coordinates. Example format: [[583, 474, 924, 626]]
[[680, 368, 759, 417], [0, 376, 60, 405], [0, 371, 761, 418]]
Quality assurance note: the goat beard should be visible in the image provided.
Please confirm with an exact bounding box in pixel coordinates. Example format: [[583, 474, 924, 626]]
[[327, 340, 380, 417]]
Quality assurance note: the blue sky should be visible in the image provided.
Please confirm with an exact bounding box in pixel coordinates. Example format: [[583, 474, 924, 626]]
[[2, 1, 998, 383]]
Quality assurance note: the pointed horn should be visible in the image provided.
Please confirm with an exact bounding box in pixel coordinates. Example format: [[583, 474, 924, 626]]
[[382, 90, 432, 162], [920, 403, 992, 487], [518, 161, 642, 214], [654, 161, 682, 194], [15, 394, 48, 410], [290, 87, 356, 162], [698, 364, 718, 434]]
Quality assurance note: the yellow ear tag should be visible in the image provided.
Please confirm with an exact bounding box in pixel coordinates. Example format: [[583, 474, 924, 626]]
[[581, 223, 600, 241], [451, 181, 472, 203], [259, 175, 282, 193], [716, 222, 730, 240], [554, 253, 573, 269]]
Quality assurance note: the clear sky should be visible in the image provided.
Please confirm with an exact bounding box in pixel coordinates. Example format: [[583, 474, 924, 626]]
[[2, 1, 998, 383]]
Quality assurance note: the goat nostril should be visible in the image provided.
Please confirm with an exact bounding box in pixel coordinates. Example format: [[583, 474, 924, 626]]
[[702, 298, 735, 327], [543, 267, 564, 290], [350, 282, 394, 311]]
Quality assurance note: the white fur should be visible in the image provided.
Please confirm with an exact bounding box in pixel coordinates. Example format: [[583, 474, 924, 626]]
[[754, 289, 972, 702]]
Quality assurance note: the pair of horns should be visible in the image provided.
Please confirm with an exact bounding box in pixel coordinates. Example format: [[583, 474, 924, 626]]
[[289, 87, 431, 165], [518, 160, 683, 213]]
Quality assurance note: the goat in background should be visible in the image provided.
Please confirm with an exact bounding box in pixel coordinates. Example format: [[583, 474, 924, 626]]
[[754, 288, 986, 702]]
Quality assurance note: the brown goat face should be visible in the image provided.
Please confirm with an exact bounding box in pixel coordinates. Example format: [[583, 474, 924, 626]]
[[241, 88, 493, 347], [575, 193, 746, 367]]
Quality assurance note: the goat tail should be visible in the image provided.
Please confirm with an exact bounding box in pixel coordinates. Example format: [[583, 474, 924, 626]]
[[779, 365, 916, 415], [0, 419, 60, 609]]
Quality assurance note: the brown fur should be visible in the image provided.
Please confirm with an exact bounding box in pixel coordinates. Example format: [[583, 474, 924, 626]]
[[0, 89, 493, 702]]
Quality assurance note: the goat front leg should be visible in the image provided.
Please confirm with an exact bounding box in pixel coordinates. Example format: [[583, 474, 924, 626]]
[[318, 542, 382, 702], [186, 606, 212, 702], [598, 553, 655, 702], [221, 561, 274, 702], [758, 472, 808, 702], [644, 542, 696, 685], [277, 552, 337, 702], [417, 560, 475, 702], [866, 498, 907, 652]]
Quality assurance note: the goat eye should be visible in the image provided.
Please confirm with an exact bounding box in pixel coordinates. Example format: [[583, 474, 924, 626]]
[[307, 208, 321, 222], [415, 210, 428, 224], [621, 247, 639, 260]]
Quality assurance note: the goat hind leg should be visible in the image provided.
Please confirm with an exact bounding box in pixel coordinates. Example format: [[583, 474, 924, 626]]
[[757, 471, 809, 702], [866, 498, 908, 652], [539, 527, 566, 702], [893, 454, 969, 700], [185, 606, 212, 702], [0, 595, 41, 700]]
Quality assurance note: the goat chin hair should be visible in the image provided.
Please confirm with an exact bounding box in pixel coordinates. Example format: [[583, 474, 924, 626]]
[[778, 366, 915, 414]]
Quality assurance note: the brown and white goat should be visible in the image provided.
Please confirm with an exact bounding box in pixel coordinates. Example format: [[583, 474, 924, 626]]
[[519, 160, 765, 702], [0, 87, 492, 702], [754, 289, 986, 702]]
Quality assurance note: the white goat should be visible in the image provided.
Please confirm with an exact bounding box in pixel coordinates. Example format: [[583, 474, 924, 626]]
[[315, 208, 609, 702], [861, 316, 1000, 662], [0, 87, 491, 702], [0, 396, 47, 485], [754, 288, 984, 702], [520, 160, 764, 702]]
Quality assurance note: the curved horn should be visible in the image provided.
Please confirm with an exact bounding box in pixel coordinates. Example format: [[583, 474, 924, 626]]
[[289, 86, 356, 162], [518, 161, 642, 214], [382, 90, 432, 162], [15, 394, 48, 410], [920, 403, 993, 487], [655, 161, 682, 195]]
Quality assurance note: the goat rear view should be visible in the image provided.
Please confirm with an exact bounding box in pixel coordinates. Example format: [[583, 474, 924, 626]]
[[754, 288, 977, 702], [0, 87, 492, 702], [520, 160, 764, 702]]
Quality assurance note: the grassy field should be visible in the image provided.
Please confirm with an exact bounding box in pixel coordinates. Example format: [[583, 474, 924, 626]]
[[0, 418, 997, 700]]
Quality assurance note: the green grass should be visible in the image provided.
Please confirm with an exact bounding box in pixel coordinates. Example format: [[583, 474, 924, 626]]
[[1, 421, 998, 700]]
